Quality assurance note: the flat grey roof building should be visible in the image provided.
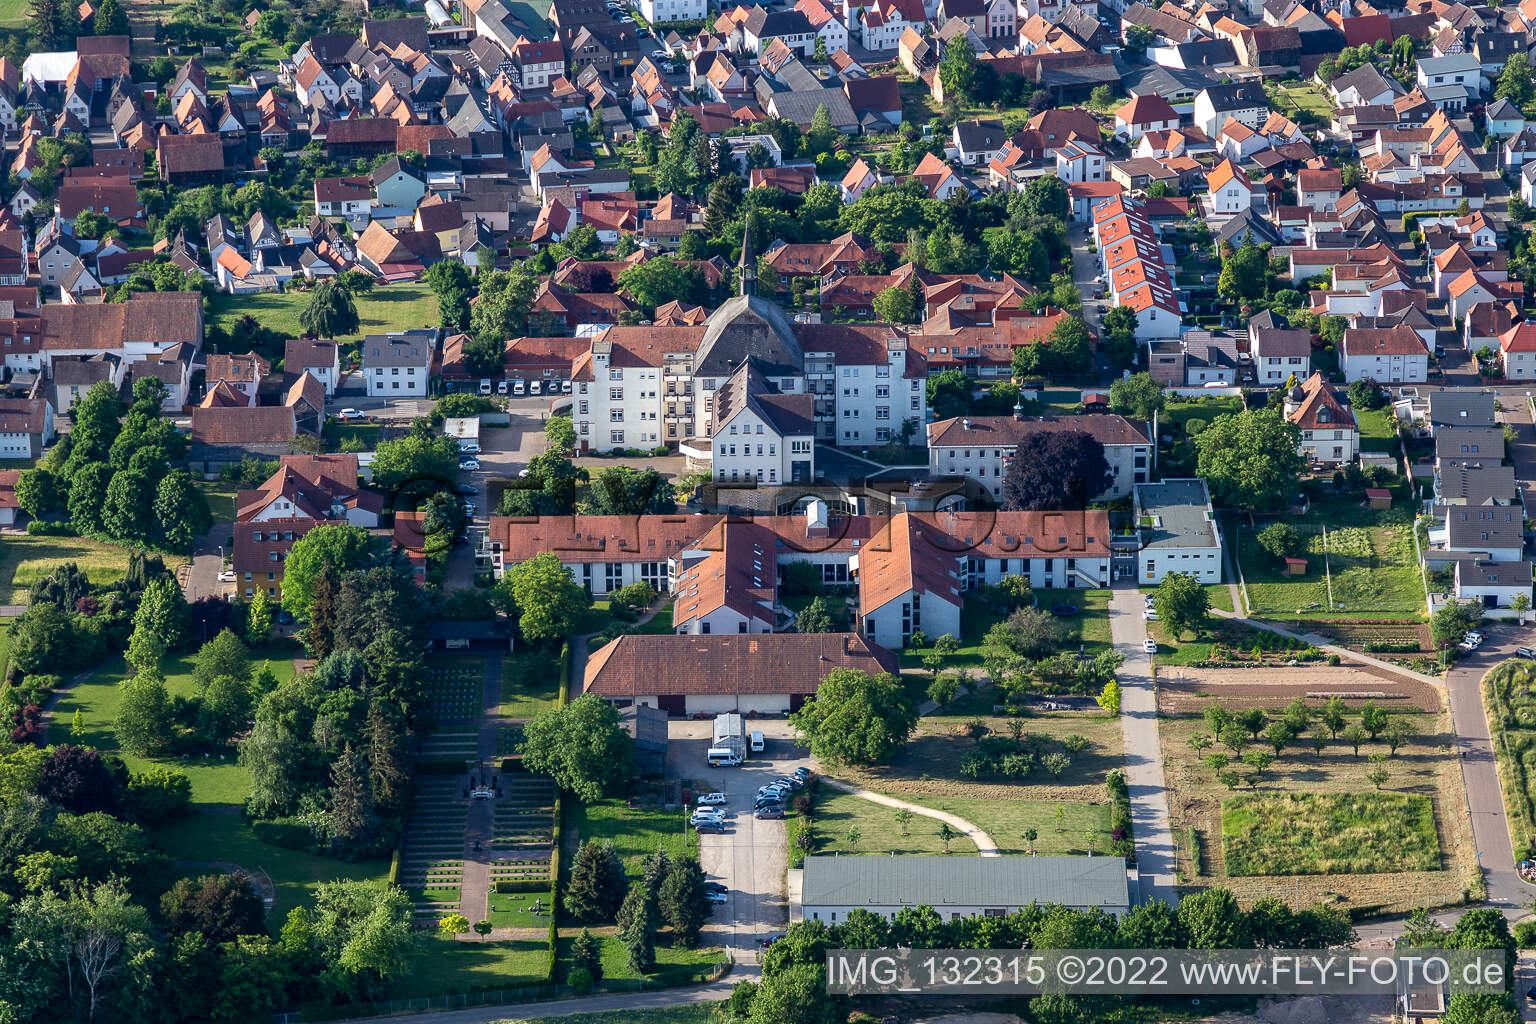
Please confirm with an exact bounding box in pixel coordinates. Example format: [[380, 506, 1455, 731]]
[[1135, 478, 1219, 551], [797, 855, 1131, 919]]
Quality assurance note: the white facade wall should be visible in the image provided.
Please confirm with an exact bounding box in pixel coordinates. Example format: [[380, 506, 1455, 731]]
[[365, 362, 430, 397], [862, 590, 961, 649], [966, 554, 1111, 589], [1140, 543, 1221, 583], [1297, 426, 1358, 465], [1340, 350, 1428, 384], [1503, 348, 1536, 380], [675, 604, 773, 635], [1256, 353, 1309, 384], [0, 429, 39, 458], [713, 407, 804, 485], [929, 440, 1149, 501]]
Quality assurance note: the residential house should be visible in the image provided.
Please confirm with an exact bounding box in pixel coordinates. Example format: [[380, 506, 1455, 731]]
[[1340, 324, 1429, 383], [1284, 372, 1358, 466], [362, 329, 437, 397], [1134, 478, 1222, 584], [926, 413, 1152, 502]]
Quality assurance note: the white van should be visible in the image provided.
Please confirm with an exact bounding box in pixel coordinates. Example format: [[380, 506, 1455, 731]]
[[512, 379, 526, 396], [706, 747, 742, 767], [749, 731, 765, 753]]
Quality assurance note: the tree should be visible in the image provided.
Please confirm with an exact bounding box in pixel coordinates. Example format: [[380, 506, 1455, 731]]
[[1177, 888, 1248, 948], [68, 462, 113, 535], [926, 368, 972, 420], [659, 856, 709, 946], [790, 668, 918, 767], [618, 257, 706, 310], [15, 468, 61, 518], [1257, 523, 1302, 562], [921, 633, 959, 679], [582, 467, 677, 515], [926, 672, 959, 706], [424, 261, 473, 334], [503, 553, 589, 642], [1366, 760, 1390, 790], [438, 913, 469, 936], [1442, 994, 1520, 1024], [1218, 236, 1269, 304], [795, 595, 841, 634], [298, 280, 359, 338], [937, 821, 958, 853], [1109, 371, 1162, 420], [370, 432, 463, 494], [872, 284, 919, 325], [1097, 678, 1121, 715], [161, 873, 265, 944], [619, 885, 656, 974], [1001, 430, 1111, 510], [1342, 723, 1368, 757], [135, 576, 188, 652], [938, 40, 978, 103], [308, 881, 413, 1000], [116, 668, 174, 756], [153, 469, 212, 550], [521, 695, 635, 802], [572, 927, 602, 980], [37, 744, 121, 815], [566, 839, 629, 922], [246, 590, 273, 647], [29, 0, 67, 49], [1262, 720, 1291, 755], [1219, 723, 1248, 755], [1431, 599, 1483, 647], [1194, 409, 1305, 511], [1155, 572, 1210, 640], [1496, 52, 1535, 108], [279, 524, 373, 618], [895, 808, 914, 835], [1020, 175, 1070, 222], [1322, 696, 1346, 738]]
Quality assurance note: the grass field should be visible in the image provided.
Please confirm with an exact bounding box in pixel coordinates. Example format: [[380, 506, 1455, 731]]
[[207, 283, 438, 353], [1222, 792, 1438, 875], [193, 479, 239, 523], [562, 798, 691, 879], [899, 793, 1113, 857], [1485, 661, 1536, 861], [1357, 406, 1400, 453], [390, 936, 548, 999], [898, 590, 1110, 671], [0, 0, 26, 27], [806, 788, 979, 856], [554, 930, 724, 985], [0, 535, 188, 604], [156, 813, 389, 923], [1234, 508, 1426, 617], [0, 617, 12, 681], [49, 649, 298, 805], [1269, 82, 1334, 119], [501, 645, 561, 719], [1160, 698, 1473, 913]]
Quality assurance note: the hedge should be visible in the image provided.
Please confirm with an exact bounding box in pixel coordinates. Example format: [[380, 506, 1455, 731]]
[[545, 791, 564, 984], [387, 846, 402, 886], [251, 818, 314, 851], [557, 642, 571, 705], [492, 879, 551, 894], [26, 520, 77, 536]]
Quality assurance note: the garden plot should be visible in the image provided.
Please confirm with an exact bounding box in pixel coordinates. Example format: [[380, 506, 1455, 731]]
[[1237, 514, 1426, 617]]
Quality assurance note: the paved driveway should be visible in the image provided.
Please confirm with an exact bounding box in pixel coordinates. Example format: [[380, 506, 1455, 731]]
[[666, 719, 801, 963], [1443, 624, 1536, 910], [1107, 588, 1178, 906]]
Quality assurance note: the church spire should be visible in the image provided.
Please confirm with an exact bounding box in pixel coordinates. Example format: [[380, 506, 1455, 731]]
[[739, 215, 756, 298]]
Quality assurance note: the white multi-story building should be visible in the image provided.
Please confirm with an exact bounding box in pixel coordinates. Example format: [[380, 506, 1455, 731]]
[[1134, 478, 1222, 584], [926, 413, 1152, 502], [1339, 324, 1429, 384], [569, 257, 927, 453], [362, 329, 436, 398], [708, 361, 816, 485]]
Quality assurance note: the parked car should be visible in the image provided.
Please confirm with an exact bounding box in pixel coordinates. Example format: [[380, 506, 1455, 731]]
[[458, 459, 480, 472], [338, 408, 366, 420], [697, 792, 727, 806], [1142, 639, 1157, 654], [218, 569, 237, 582], [561, 380, 572, 393], [755, 807, 785, 819], [478, 379, 492, 395], [459, 441, 482, 454], [705, 889, 728, 904], [703, 880, 727, 893], [693, 821, 725, 834], [1464, 632, 1484, 644], [753, 795, 783, 809], [1144, 609, 1159, 621], [512, 380, 526, 395], [1517, 647, 1535, 659], [461, 502, 478, 515], [690, 810, 725, 824], [456, 483, 477, 496], [529, 381, 543, 395], [497, 380, 509, 395]]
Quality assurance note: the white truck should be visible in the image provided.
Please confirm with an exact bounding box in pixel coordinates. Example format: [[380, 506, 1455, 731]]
[[708, 713, 745, 766]]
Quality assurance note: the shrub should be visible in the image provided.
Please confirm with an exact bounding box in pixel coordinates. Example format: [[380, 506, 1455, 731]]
[[567, 967, 594, 995], [26, 520, 77, 536]]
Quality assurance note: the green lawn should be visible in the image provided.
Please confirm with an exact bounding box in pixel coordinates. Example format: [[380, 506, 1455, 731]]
[[1357, 406, 1400, 453], [501, 645, 561, 719], [555, 930, 724, 985], [1205, 584, 1234, 613], [899, 794, 1114, 857], [807, 789, 979, 856], [194, 479, 239, 523], [578, 598, 678, 638], [563, 798, 691, 879], [0, 617, 13, 682], [155, 813, 389, 923], [0, 534, 188, 604], [326, 422, 382, 450], [207, 283, 439, 353], [51, 649, 298, 805], [1221, 792, 1438, 876], [0, 0, 26, 27], [1269, 82, 1333, 119], [390, 936, 548, 999], [1036, 589, 1112, 656], [1234, 509, 1426, 617]]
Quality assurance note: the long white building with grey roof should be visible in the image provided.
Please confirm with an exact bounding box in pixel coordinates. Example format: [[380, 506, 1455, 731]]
[[792, 855, 1132, 923]]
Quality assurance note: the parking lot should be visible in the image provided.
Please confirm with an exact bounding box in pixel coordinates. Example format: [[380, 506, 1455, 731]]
[[666, 719, 804, 960]]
